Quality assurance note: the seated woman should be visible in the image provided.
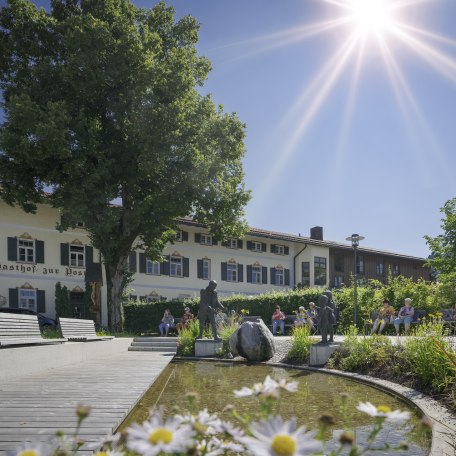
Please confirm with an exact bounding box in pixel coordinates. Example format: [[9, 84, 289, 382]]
[[371, 299, 395, 335], [176, 307, 194, 332], [158, 309, 175, 337], [294, 306, 307, 326], [272, 305, 286, 335], [306, 302, 318, 331], [394, 298, 414, 336]]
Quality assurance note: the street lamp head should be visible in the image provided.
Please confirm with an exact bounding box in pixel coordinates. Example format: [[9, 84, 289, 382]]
[[346, 234, 365, 247]]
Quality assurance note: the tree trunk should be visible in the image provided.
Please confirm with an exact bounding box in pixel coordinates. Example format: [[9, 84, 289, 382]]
[[105, 256, 128, 332]]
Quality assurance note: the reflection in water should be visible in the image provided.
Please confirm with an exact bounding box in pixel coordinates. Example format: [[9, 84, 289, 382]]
[[119, 361, 431, 455]]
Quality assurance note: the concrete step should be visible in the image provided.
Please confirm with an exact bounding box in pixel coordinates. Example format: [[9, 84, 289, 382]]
[[134, 336, 178, 342], [128, 346, 177, 352], [131, 340, 178, 347]]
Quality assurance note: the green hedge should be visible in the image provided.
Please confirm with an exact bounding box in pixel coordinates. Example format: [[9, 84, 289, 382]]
[[123, 276, 455, 334]]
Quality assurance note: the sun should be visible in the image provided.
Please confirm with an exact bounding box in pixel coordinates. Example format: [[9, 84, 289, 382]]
[[346, 0, 396, 36]]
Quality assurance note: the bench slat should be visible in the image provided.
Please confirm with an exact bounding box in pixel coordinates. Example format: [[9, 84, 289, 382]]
[[58, 318, 114, 342]]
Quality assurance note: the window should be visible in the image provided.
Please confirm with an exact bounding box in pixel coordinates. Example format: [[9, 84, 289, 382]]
[[275, 267, 284, 286], [170, 256, 183, 277], [302, 262, 310, 287], [18, 239, 34, 263], [314, 257, 327, 286], [252, 265, 262, 284], [251, 242, 262, 252], [334, 275, 343, 287], [69, 244, 85, 267], [334, 254, 344, 272], [200, 234, 213, 245], [376, 261, 384, 275], [146, 258, 160, 275], [19, 288, 36, 311], [228, 239, 238, 249], [356, 255, 364, 274], [175, 231, 183, 242], [202, 259, 211, 280], [275, 245, 285, 255], [393, 263, 400, 275], [227, 263, 237, 282]]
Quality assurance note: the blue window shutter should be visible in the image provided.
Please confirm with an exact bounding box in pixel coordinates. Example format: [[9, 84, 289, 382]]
[[35, 240, 44, 264], [60, 243, 69, 266], [85, 246, 93, 266], [270, 268, 276, 285], [221, 262, 227, 281], [195, 233, 201, 243], [212, 238, 218, 246], [285, 269, 290, 286], [37, 290, 45, 313], [271, 244, 276, 253], [237, 240, 243, 249], [9, 288, 18, 308], [246, 241, 252, 250], [238, 264, 244, 282], [161, 256, 170, 275], [129, 251, 137, 272], [7, 237, 17, 261], [246, 265, 252, 283], [182, 231, 188, 242], [261, 243, 267, 252], [139, 253, 147, 273], [262, 267, 268, 284], [183, 257, 189, 277], [197, 259, 203, 279], [284, 246, 289, 255]]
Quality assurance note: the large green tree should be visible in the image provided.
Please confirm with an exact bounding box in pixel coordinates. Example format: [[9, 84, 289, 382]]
[[425, 197, 456, 284], [0, 0, 250, 329]]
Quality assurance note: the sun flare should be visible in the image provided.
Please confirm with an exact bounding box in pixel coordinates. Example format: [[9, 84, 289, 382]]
[[346, 0, 396, 36]]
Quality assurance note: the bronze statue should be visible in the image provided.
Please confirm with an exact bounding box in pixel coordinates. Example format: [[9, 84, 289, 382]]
[[317, 294, 334, 344], [197, 280, 224, 341], [324, 290, 336, 343]]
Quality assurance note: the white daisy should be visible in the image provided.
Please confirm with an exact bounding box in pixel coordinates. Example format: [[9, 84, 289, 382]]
[[240, 416, 322, 456], [8, 442, 54, 456], [92, 451, 124, 456], [357, 402, 411, 423], [234, 376, 298, 399], [175, 408, 222, 435], [85, 433, 122, 450], [212, 419, 245, 440], [126, 408, 195, 456], [209, 436, 246, 453]]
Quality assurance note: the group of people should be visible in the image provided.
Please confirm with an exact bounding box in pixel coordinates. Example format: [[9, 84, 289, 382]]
[[158, 307, 195, 337], [371, 297, 415, 336], [271, 303, 319, 335]]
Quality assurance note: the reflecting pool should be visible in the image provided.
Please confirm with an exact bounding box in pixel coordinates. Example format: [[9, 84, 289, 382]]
[[119, 361, 431, 455]]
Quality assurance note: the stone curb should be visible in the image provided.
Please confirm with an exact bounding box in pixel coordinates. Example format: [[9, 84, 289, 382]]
[[175, 356, 456, 456]]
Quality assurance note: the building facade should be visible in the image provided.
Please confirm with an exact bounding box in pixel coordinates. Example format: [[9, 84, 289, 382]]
[[0, 201, 431, 326]]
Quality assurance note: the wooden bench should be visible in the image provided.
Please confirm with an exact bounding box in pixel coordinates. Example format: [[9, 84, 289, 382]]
[[0, 312, 66, 347], [269, 315, 299, 334], [365, 310, 427, 334], [439, 309, 456, 335], [59, 317, 114, 341]]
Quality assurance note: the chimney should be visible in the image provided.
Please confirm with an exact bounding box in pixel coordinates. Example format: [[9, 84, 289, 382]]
[[310, 226, 323, 240]]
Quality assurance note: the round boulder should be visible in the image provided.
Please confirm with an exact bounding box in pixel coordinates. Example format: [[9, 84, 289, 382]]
[[229, 319, 275, 361]]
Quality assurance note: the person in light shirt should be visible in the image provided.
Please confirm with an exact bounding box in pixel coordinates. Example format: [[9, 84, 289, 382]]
[[272, 305, 286, 335], [371, 299, 395, 335], [394, 298, 415, 336]]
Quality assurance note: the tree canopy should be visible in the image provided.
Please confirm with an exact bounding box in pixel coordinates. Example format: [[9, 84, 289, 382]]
[[0, 0, 251, 328], [425, 197, 456, 284]]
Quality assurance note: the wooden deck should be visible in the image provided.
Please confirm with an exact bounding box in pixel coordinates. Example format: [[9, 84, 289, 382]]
[[0, 350, 175, 455]]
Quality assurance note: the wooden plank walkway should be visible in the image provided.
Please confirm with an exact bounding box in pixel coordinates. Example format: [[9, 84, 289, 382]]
[[0, 350, 175, 455]]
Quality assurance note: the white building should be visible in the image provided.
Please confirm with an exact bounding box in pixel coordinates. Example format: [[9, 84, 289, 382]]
[[0, 201, 329, 326]]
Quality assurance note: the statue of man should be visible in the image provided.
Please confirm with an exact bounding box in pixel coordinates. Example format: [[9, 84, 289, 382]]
[[317, 294, 334, 344], [324, 290, 337, 343], [197, 280, 224, 340]]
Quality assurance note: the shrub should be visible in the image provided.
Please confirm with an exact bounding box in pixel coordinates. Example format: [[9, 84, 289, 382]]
[[285, 325, 314, 363], [176, 319, 200, 356]]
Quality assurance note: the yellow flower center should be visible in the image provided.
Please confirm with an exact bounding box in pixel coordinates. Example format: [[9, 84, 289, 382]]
[[19, 451, 39, 456], [94, 452, 109, 456], [377, 405, 392, 414], [148, 428, 173, 445], [271, 434, 297, 456]]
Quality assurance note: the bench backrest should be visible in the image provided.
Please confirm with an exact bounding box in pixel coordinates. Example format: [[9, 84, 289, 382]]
[[59, 317, 97, 338], [441, 309, 455, 321], [0, 312, 43, 339]]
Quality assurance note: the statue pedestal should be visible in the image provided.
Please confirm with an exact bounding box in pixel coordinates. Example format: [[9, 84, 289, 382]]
[[309, 342, 341, 367], [195, 339, 223, 357]]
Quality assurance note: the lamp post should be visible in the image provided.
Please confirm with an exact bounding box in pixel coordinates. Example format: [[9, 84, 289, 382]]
[[345, 234, 365, 327]]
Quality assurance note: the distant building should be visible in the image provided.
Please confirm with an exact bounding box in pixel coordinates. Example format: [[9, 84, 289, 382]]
[[0, 201, 431, 326]]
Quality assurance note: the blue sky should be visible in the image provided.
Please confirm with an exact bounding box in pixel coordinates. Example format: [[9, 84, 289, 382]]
[[4, 0, 456, 258]]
